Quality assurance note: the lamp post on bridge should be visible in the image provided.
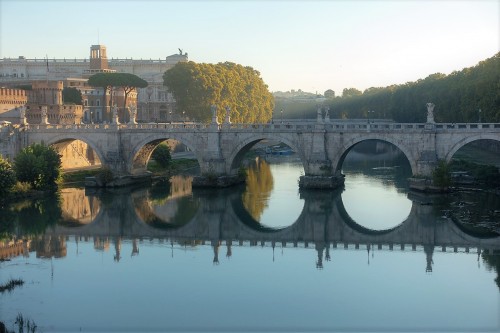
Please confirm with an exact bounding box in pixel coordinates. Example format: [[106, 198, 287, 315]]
[[280, 108, 283, 124], [367, 110, 375, 124], [478, 109, 482, 123]]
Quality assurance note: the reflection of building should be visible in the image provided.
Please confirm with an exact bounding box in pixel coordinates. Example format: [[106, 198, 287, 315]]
[[94, 237, 110, 251], [0, 44, 188, 123], [31, 236, 67, 258], [0, 239, 30, 260], [60, 188, 101, 224]]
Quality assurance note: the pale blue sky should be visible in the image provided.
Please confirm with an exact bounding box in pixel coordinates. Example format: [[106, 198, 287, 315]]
[[0, 0, 498, 94]]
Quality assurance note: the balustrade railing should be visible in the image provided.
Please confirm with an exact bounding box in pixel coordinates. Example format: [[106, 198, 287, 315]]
[[23, 121, 500, 132]]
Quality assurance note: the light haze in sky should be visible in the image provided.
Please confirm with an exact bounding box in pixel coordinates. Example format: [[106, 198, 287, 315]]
[[0, 0, 498, 95]]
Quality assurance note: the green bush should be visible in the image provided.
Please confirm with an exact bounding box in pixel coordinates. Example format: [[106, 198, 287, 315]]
[[97, 168, 114, 185], [432, 160, 451, 188], [14, 143, 62, 190], [151, 144, 172, 168], [0, 155, 16, 201]]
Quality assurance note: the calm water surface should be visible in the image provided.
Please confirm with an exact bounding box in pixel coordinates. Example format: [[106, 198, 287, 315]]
[[1, 153, 499, 332]]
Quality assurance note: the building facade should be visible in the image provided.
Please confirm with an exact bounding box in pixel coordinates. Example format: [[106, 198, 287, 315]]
[[0, 44, 188, 123]]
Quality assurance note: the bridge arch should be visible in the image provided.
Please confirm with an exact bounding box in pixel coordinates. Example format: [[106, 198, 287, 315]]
[[334, 135, 417, 175], [43, 134, 106, 169], [226, 133, 304, 174], [444, 134, 500, 163], [128, 133, 203, 174]]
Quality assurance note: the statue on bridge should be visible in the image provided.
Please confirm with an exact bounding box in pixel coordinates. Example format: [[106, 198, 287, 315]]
[[225, 106, 231, 124], [211, 105, 218, 124], [19, 106, 27, 125], [128, 104, 137, 125], [40, 105, 49, 125], [317, 106, 323, 123], [426, 103, 435, 123], [112, 104, 120, 125], [324, 107, 330, 123]]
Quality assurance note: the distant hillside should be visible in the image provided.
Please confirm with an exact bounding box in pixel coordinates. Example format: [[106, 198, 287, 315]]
[[279, 53, 500, 122]]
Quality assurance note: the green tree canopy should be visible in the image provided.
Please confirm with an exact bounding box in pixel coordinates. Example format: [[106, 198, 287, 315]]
[[151, 143, 172, 168], [88, 72, 148, 108], [14, 143, 62, 190], [163, 61, 274, 123], [321, 52, 499, 122], [62, 87, 83, 104]]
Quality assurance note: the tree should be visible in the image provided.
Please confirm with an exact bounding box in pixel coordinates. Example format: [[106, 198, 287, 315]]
[[163, 61, 274, 123], [14, 143, 62, 190], [113, 73, 148, 109], [88, 73, 114, 107], [324, 89, 335, 98], [342, 88, 362, 98], [0, 155, 16, 202], [432, 160, 451, 188], [62, 87, 83, 104], [324, 52, 499, 122], [151, 143, 172, 168], [88, 72, 148, 109]]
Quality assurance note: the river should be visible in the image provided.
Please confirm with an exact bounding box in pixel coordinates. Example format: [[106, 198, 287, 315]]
[[1, 149, 499, 332]]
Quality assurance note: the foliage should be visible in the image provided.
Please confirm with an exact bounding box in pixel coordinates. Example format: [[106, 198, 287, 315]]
[[482, 253, 500, 289], [13, 144, 61, 190], [432, 160, 451, 188], [88, 72, 148, 108], [277, 53, 499, 122], [0, 278, 24, 293], [0, 155, 16, 202], [151, 143, 172, 168], [324, 89, 335, 98], [450, 159, 500, 187], [96, 168, 114, 185], [61, 169, 103, 183], [62, 87, 83, 105], [12, 195, 62, 236], [11, 182, 32, 195], [242, 158, 273, 221], [163, 61, 274, 123]]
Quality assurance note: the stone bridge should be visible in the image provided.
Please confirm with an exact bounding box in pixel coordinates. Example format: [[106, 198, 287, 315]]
[[12, 116, 500, 187]]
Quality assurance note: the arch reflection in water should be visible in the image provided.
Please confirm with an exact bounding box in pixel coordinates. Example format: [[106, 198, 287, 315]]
[[242, 156, 304, 228], [59, 187, 101, 225], [42, 186, 500, 254], [134, 175, 199, 228], [341, 140, 413, 230]]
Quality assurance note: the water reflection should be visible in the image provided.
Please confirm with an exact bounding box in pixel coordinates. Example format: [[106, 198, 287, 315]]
[[242, 156, 305, 228], [2, 178, 500, 331], [242, 157, 274, 221], [2, 183, 499, 264], [135, 176, 199, 228], [342, 142, 414, 230], [59, 187, 100, 225]]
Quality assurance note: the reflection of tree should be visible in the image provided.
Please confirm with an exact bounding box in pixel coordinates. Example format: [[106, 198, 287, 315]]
[[0, 208, 16, 239], [13, 196, 62, 236], [242, 157, 274, 222], [482, 253, 500, 290]]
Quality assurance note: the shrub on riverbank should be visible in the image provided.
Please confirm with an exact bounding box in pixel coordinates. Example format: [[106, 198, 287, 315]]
[[14, 143, 61, 191], [450, 159, 500, 188], [0, 155, 16, 203]]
